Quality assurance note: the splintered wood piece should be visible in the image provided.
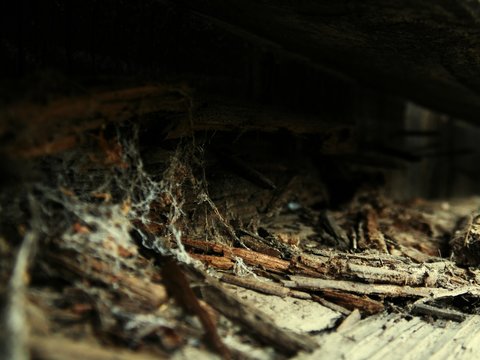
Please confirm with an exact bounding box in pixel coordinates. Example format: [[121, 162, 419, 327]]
[[391, 244, 435, 263], [411, 303, 467, 322], [320, 289, 384, 315], [220, 274, 312, 300], [183, 238, 295, 274], [196, 272, 318, 355], [284, 276, 480, 299], [295, 252, 470, 288], [186, 239, 476, 291], [358, 207, 388, 253], [311, 295, 352, 316], [184, 238, 321, 276], [181, 238, 226, 254], [319, 210, 350, 248], [159, 257, 231, 359], [238, 229, 284, 258], [239, 235, 283, 258], [228, 247, 291, 273], [190, 254, 234, 270], [346, 263, 426, 286]]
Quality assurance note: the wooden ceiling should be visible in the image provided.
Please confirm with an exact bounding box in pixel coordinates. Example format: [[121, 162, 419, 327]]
[[2, 1, 480, 122]]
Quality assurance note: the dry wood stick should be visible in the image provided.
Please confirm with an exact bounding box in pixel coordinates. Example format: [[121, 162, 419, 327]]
[[310, 295, 352, 316], [411, 303, 467, 322], [283, 276, 480, 299], [190, 254, 234, 270], [295, 252, 470, 287], [183, 238, 319, 276], [320, 289, 384, 315], [220, 274, 312, 300], [178, 266, 318, 355], [160, 256, 231, 359], [184, 239, 291, 272]]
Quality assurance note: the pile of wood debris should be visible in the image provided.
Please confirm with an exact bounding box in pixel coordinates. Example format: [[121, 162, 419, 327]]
[[2, 88, 480, 360]]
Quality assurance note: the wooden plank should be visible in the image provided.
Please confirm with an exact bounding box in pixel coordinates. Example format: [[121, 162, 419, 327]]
[[301, 314, 480, 360]]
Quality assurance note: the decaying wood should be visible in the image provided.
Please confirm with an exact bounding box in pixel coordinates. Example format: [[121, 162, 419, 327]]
[[311, 295, 352, 316], [320, 289, 384, 315], [190, 254, 234, 270], [160, 257, 231, 359], [184, 232, 480, 317], [411, 303, 467, 322], [294, 251, 470, 288], [220, 273, 312, 300], [283, 276, 480, 299], [6, 2, 480, 358], [336, 309, 361, 333], [196, 271, 318, 355], [358, 207, 388, 253], [182, 238, 302, 275]]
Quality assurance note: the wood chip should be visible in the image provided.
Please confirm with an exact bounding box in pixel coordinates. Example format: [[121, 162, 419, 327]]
[[220, 273, 311, 300], [160, 257, 231, 359], [336, 309, 362, 332]]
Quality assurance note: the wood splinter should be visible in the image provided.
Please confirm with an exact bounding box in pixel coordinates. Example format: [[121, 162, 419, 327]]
[[220, 273, 312, 300], [411, 303, 467, 322]]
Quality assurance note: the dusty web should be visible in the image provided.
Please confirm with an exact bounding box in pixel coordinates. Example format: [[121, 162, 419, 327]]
[[24, 121, 244, 273], [0, 122, 221, 355], [28, 124, 205, 266], [1, 121, 247, 348]]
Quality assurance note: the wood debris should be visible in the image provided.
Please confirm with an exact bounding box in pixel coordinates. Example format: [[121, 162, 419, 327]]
[[197, 272, 319, 355], [450, 213, 480, 266], [411, 303, 467, 322], [3, 85, 480, 359]]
